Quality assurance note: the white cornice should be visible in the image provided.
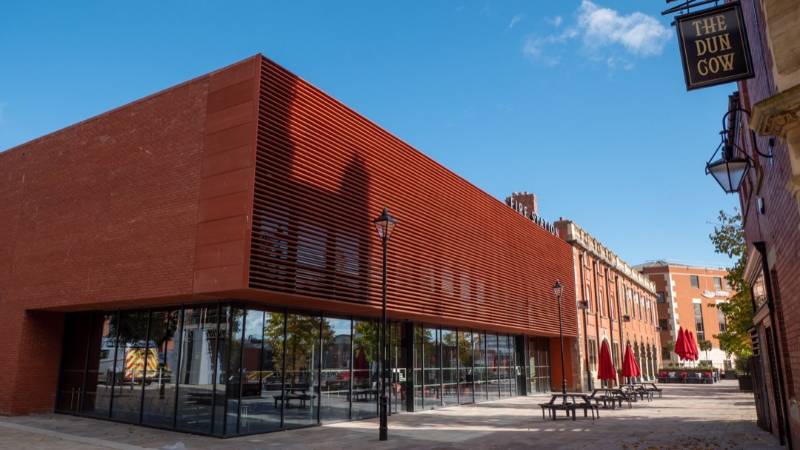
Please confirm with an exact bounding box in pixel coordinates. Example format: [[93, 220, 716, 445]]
[[556, 220, 656, 293]]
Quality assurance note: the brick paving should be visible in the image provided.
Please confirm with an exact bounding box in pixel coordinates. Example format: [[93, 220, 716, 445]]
[[0, 380, 781, 450]]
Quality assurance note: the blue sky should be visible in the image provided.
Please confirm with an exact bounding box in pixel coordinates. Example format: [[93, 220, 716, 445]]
[[0, 0, 738, 267]]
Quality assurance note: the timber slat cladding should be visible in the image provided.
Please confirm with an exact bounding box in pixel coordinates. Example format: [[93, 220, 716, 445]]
[[249, 58, 577, 336]]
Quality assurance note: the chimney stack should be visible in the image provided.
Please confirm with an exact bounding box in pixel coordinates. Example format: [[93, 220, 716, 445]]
[[505, 191, 538, 217]]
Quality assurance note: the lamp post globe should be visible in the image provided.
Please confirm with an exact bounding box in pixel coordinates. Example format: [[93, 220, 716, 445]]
[[706, 157, 750, 194], [553, 280, 568, 396], [373, 207, 397, 441]]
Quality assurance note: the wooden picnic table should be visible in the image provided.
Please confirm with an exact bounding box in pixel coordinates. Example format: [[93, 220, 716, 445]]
[[539, 393, 599, 421], [589, 388, 633, 409], [622, 384, 654, 402], [633, 382, 663, 398], [273, 387, 314, 408]]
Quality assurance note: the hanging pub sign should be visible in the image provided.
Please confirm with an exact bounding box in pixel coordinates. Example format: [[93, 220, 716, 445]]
[[675, 2, 754, 91]]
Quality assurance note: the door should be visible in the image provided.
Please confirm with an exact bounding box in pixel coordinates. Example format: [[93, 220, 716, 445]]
[[56, 313, 93, 413]]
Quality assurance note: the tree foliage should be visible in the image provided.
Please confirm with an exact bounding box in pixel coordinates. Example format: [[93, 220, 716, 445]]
[[708, 209, 753, 362]]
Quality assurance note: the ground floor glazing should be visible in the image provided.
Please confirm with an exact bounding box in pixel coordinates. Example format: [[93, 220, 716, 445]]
[[56, 303, 553, 437]]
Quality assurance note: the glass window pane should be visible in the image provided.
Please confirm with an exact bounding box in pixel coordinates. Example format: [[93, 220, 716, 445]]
[[422, 327, 440, 409], [441, 329, 458, 406], [238, 310, 284, 434], [176, 307, 217, 433], [473, 332, 487, 402], [111, 311, 150, 423], [413, 325, 424, 410], [458, 331, 473, 404], [389, 322, 408, 413], [221, 308, 244, 436], [486, 334, 500, 400], [352, 319, 378, 419], [142, 309, 181, 428], [498, 335, 512, 397], [283, 313, 320, 429], [82, 313, 116, 417], [320, 317, 351, 423]]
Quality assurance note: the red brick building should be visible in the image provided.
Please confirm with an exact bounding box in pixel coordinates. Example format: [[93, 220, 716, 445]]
[[0, 55, 577, 436], [554, 219, 661, 390], [638, 262, 733, 370], [713, 0, 800, 446]]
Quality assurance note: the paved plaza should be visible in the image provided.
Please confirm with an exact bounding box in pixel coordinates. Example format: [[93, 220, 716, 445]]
[[0, 380, 781, 450]]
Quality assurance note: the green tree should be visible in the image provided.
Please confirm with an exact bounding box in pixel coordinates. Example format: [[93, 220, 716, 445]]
[[708, 209, 753, 363], [698, 339, 713, 361]]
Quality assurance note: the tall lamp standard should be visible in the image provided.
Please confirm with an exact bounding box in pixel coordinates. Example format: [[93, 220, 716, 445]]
[[553, 280, 567, 396], [373, 207, 397, 441]]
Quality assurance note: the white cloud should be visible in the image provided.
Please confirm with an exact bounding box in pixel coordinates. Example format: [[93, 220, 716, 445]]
[[522, 1, 671, 68], [508, 13, 525, 29], [547, 16, 564, 27], [577, 0, 671, 56], [522, 28, 579, 66]]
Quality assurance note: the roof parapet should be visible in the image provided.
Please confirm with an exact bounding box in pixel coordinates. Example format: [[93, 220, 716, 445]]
[[555, 219, 656, 293]]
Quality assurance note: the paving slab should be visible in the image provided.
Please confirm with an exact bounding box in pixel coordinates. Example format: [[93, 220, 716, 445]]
[[0, 380, 781, 450]]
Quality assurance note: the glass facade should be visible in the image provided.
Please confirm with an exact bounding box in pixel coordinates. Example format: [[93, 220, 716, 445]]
[[57, 304, 545, 437], [528, 337, 551, 393]]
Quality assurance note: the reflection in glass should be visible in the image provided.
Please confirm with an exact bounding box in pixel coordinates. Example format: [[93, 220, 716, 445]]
[[498, 335, 511, 397], [422, 327, 440, 409], [458, 330, 473, 404], [176, 307, 216, 433], [283, 313, 320, 428], [222, 307, 244, 435], [473, 332, 487, 402], [389, 322, 407, 413], [441, 329, 458, 406], [320, 317, 351, 422], [413, 325, 424, 410], [239, 311, 284, 433], [111, 311, 150, 423], [142, 309, 180, 428], [486, 333, 500, 400], [82, 313, 116, 417], [56, 305, 542, 436], [352, 319, 378, 419]]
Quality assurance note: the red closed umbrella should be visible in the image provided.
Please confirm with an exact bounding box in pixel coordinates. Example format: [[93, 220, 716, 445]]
[[597, 340, 617, 383], [687, 331, 700, 361], [621, 343, 641, 381], [675, 327, 689, 360], [354, 349, 369, 381]]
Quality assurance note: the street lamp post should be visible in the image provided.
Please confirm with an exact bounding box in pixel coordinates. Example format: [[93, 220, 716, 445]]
[[373, 207, 397, 442], [553, 280, 567, 396]]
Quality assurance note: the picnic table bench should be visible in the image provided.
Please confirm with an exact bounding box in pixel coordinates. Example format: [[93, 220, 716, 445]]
[[538, 393, 599, 421], [622, 384, 653, 402], [589, 388, 633, 409], [273, 387, 314, 408], [634, 382, 663, 399]]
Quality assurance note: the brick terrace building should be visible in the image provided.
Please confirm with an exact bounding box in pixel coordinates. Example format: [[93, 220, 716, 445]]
[[719, 0, 800, 446], [638, 262, 733, 370], [0, 55, 578, 437], [553, 218, 661, 390]]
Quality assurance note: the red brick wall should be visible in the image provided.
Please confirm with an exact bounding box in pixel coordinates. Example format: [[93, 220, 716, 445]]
[[737, 0, 800, 443], [0, 58, 261, 414]]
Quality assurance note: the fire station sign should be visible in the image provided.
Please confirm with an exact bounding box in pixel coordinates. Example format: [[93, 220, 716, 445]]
[[676, 2, 754, 91]]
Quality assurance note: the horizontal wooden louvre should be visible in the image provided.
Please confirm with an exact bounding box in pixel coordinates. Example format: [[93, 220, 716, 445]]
[[249, 57, 577, 336]]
